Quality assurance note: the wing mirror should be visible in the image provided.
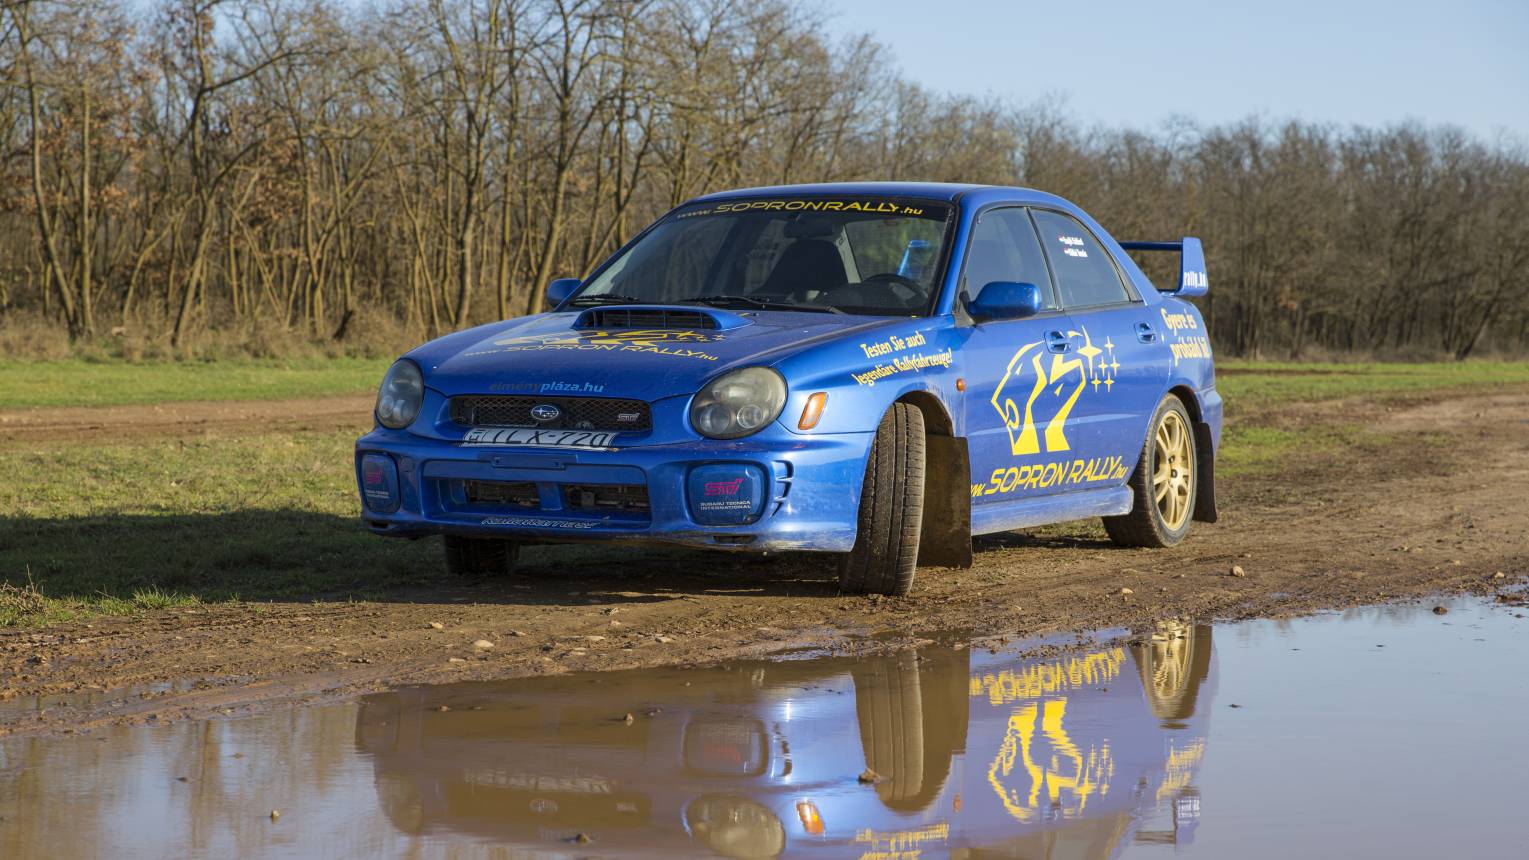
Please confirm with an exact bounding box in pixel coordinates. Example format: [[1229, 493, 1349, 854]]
[[967, 281, 1042, 321], [545, 277, 581, 307]]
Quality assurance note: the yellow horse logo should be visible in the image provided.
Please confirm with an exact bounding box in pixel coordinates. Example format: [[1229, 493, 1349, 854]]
[[990, 328, 1117, 456]]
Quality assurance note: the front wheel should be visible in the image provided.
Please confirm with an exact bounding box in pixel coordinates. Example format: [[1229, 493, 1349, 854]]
[[1104, 395, 1197, 548], [839, 403, 926, 596], [443, 535, 521, 577]]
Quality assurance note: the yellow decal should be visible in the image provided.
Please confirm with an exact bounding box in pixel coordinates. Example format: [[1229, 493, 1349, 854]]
[[697, 199, 929, 217], [851, 330, 952, 387], [986, 698, 1114, 823], [970, 456, 1130, 498], [1156, 738, 1206, 803], [478, 328, 722, 361], [991, 327, 1118, 456], [1160, 307, 1211, 366], [969, 649, 1126, 706]]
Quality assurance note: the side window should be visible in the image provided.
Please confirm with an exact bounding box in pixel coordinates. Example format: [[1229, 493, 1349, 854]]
[[961, 208, 1055, 308], [1030, 209, 1132, 308]]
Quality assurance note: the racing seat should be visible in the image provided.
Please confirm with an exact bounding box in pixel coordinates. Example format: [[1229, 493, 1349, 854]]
[[761, 239, 848, 297]]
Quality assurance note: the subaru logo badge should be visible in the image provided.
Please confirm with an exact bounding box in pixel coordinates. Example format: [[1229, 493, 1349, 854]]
[[530, 404, 561, 422]]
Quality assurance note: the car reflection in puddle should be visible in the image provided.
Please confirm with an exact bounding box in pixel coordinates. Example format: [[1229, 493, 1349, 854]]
[[353, 621, 1214, 858]]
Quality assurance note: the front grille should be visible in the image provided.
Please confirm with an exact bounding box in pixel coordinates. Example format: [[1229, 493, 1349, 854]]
[[563, 483, 650, 512], [576, 308, 718, 330], [464, 480, 540, 508], [450, 396, 651, 431]]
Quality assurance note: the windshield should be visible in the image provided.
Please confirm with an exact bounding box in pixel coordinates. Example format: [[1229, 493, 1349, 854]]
[[573, 197, 955, 316]]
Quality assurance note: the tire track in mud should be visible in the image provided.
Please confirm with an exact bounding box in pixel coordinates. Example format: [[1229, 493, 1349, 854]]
[[3, 386, 1528, 736]]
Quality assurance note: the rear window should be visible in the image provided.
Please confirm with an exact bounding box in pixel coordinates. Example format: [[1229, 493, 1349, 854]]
[[1031, 209, 1132, 308]]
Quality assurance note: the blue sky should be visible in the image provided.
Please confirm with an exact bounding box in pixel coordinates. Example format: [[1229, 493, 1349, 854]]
[[821, 0, 1529, 140]]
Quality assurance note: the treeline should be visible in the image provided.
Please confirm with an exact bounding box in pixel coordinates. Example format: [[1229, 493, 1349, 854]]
[[0, 0, 1525, 359]]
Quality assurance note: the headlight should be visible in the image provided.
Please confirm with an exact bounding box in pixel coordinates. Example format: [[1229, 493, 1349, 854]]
[[690, 367, 787, 439], [376, 360, 424, 429]]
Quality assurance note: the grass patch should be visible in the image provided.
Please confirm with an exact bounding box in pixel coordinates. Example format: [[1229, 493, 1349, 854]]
[[1212, 360, 1528, 477], [1217, 359, 1529, 408], [0, 357, 390, 409], [0, 428, 437, 626], [1218, 425, 1307, 478]]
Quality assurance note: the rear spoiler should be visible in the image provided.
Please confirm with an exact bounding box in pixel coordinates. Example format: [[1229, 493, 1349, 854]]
[[1119, 237, 1208, 297]]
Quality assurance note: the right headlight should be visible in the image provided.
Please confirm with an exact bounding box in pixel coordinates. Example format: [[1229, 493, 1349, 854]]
[[375, 359, 424, 429], [690, 367, 787, 440]]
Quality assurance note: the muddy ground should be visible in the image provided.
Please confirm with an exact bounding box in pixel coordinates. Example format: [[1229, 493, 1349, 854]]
[[2, 385, 1526, 736]]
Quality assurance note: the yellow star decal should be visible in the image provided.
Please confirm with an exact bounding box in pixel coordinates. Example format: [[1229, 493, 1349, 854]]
[[1104, 376, 1114, 391]]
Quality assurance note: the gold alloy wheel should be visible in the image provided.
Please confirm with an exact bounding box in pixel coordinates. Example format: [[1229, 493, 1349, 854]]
[[1153, 410, 1194, 530]]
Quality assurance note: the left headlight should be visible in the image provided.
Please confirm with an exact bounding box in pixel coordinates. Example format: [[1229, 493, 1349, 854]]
[[690, 367, 787, 440], [376, 359, 424, 429]]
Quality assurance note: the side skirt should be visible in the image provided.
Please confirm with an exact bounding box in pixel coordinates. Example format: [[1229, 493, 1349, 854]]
[[971, 486, 1133, 537]]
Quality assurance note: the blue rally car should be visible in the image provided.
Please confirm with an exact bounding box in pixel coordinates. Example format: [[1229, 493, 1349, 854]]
[[356, 183, 1220, 595]]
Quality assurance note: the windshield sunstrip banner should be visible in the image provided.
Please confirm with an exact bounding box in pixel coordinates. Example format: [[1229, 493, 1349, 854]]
[[676, 198, 949, 220]]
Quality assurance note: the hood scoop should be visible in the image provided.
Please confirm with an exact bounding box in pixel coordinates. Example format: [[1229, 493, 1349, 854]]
[[573, 305, 752, 332]]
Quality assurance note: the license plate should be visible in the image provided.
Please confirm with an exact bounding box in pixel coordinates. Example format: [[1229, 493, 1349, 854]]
[[461, 428, 618, 449]]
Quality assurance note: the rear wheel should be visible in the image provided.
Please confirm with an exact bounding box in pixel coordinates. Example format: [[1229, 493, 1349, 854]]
[[1104, 395, 1197, 548], [443, 535, 520, 577], [839, 403, 926, 596]]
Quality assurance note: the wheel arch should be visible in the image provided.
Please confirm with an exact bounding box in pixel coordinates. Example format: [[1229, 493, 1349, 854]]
[[1166, 384, 1218, 524]]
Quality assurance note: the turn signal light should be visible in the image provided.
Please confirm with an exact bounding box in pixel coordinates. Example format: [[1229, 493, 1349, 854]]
[[798, 392, 828, 430], [796, 799, 825, 835]]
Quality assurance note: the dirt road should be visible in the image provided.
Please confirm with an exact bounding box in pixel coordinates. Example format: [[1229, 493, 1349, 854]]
[[2, 385, 1526, 736], [0, 394, 374, 445]]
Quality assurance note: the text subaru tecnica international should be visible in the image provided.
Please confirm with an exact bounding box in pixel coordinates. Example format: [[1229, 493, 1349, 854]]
[[356, 183, 1220, 595]]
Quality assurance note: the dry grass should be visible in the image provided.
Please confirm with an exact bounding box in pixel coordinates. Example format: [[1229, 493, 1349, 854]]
[[0, 580, 48, 617]]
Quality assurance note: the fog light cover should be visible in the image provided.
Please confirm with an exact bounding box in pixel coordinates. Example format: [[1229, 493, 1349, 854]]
[[360, 453, 400, 513], [688, 464, 766, 526]]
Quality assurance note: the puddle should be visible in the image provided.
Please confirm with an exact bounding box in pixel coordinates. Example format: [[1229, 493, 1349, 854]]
[[3, 598, 1527, 858]]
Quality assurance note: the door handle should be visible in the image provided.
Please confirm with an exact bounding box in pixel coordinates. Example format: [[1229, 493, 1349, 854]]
[[1135, 322, 1158, 344], [1046, 331, 1070, 353]]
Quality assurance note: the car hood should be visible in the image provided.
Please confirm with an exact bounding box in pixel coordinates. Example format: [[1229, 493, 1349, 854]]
[[409, 307, 900, 400]]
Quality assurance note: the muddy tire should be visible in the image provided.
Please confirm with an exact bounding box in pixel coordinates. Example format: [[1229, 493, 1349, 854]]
[[1105, 395, 1197, 548], [839, 403, 926, 596], [442, 534, 520, 577]]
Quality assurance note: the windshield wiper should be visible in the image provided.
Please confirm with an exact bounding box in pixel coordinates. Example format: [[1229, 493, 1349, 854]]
[[678, 295, 844, 314], [565, 294, 645, 307]]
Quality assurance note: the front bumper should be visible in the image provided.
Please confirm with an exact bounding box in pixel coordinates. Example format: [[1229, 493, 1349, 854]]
[[354, 428, 871, 552]]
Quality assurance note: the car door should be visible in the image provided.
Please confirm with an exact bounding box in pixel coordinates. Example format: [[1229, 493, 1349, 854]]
[[959, 207, 1084, 505], [1028, 208, 1170, 485]]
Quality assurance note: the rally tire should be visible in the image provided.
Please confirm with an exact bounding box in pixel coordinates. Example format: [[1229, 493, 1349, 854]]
[[443, 535, 521, 577], [1104, 395, 1197, 548], [839, 403, 926, 596]]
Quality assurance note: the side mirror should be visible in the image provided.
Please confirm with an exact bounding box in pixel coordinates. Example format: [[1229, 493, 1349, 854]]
[[967, 281, 1042, 321], [545, 278, 581, 307]]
